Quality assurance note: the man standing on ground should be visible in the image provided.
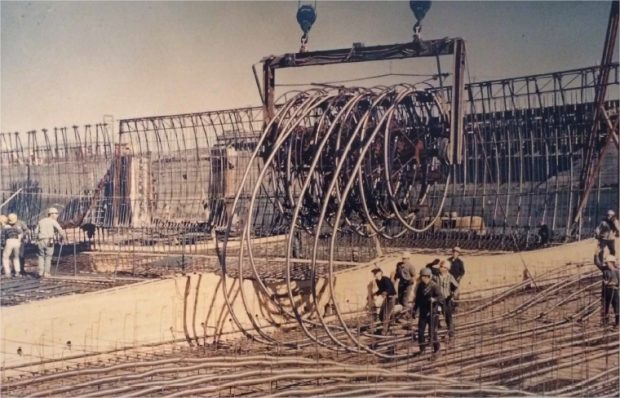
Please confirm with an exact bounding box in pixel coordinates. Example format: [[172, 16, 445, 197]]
[[412, 267, 445, 356], [2, 214, 24, 277], [448, 246, 465, 282], [435, 260, 459, 341], [34, 208, 65, 278], [15, 216, 30, 275], [394, 256, 415, 307], [448, 246, 465, 307], [594, 249, 619, 327], [371, 267, 397, 336]]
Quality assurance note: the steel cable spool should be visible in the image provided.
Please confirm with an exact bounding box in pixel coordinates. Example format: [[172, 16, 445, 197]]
[[219, 85, 458, 357]]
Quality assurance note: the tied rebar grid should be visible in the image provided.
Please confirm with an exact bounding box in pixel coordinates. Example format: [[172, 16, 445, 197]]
[[0, 276, 137, 306], [2, 264, 618, 397]]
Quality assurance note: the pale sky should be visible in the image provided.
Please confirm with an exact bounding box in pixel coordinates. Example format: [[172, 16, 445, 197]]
[[1, 1, 617, 133]]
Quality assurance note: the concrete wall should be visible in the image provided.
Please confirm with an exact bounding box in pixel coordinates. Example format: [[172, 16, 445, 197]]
[[0, 238, 600, 371]]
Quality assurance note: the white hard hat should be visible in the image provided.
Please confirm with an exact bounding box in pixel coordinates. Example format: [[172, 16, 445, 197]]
[[48, 207, 59, 215], [607, 210, 616, 217]]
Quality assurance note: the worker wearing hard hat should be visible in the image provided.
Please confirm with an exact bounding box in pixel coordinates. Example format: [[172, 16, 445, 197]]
[[447, 246, 465, 308], [2, 213, 25, 277], [393, 256, 416, 307], [447, 246, 465, 282], [594, 248, 619, 327], [412, 267, 445, 356], [435, 260, 459, 341], [34, 208, 65, 278], [595, 210, 619, 263]]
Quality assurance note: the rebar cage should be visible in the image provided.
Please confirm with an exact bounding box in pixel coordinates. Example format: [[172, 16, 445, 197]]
[[2, 64, 616, 255]]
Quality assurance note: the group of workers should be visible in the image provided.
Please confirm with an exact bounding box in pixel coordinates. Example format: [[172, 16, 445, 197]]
[[371, 246, 465, 356], [370, 208, 620, 357], [0, 207, 65, 278]]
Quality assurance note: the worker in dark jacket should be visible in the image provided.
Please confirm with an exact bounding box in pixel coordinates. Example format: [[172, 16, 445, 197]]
[[448, 246, 465, 282], [594, 249, 619, 327], [447, 246, 465, 308], [412, 267, 445, 355], [372, 267, 397, 335]]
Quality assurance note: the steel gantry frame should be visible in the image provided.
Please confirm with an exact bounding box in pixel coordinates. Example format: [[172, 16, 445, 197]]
[[261, 37, 466, 166]]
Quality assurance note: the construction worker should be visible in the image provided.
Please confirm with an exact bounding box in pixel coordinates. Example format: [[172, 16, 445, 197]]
[[0, 215, 7, 275], [594, 249, 619, 327], [447, 246, 465, 282], [393, 256, 415, 306], [34, 208, 65, 278], [435, 260, 459, 341], [595, 210, 619, 262], [2, 213, 24, 277], [447, 246, 465, 308], [538, 223, 551, 247], [15, 216, 30, 275], [412, 267, 445, 355], [371, 267, 397, 336]]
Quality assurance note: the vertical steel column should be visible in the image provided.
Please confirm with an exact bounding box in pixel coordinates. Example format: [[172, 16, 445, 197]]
[[263, 61, 276, 127], [451, 39, 466, 165], [572, 1, 619, 230]]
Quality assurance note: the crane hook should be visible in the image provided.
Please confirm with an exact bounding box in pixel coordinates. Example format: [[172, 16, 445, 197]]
[[410, 1, 431, 40]]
